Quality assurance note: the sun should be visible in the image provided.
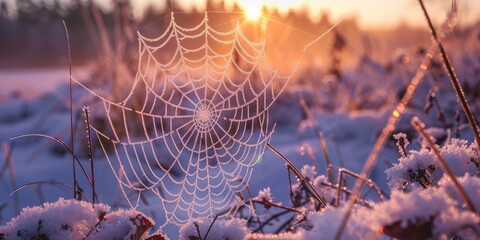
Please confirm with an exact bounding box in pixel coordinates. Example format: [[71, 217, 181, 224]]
[[240, 0, 264, 21]]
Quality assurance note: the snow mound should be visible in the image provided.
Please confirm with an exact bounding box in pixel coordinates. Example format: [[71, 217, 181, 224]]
[[376, 174, 480, 239], [298, 206, 380, 240], [0, 198, 156, 240], [386, 139, 479, 190], [178, 218, 248, 240]]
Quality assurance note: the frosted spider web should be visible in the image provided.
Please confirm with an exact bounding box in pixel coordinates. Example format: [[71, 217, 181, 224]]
[[76, 12, 296, 227]]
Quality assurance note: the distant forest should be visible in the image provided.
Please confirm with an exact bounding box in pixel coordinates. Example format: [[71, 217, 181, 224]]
[[0, 0, 455, 69], [0, 0, 337, 68]]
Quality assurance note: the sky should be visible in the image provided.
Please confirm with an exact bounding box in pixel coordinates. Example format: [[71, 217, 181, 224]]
[[3, 0, 480, 29]]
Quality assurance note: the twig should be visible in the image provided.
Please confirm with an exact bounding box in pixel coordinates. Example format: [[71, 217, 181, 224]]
[[274, 215, 295, 234], [252, 209, 290, 233], [267, 143, 327, 207], [84, 107, 97, 206], [194, 222, 202, 240], [243, 183, 264, 234], [299, 99, 334, 183], [335, 168, 384, 207], [319, 182, 372, 208], [286, 166, 295, 205], [10, 134, 94, 190], [62, 20, 77, 200], [252, 199, 304, 214], [203, 215, 218, 240], [2, 143, 18, 213], [11, 180, 89, 200], [411, 117, 477, 213], [319, 132, 334, 183], [418, 0, 480, 150], [0, 142, 15, 183]]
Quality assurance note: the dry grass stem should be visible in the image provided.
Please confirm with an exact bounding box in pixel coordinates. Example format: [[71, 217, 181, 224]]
[[267, 143, 328, 207], [334, 4, 459, 238], [418, 0, 480, 150], [62, 20, 77, 200]]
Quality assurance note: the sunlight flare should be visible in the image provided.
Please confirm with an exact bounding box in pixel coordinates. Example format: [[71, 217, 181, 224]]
[[239, 0, 264, 21]]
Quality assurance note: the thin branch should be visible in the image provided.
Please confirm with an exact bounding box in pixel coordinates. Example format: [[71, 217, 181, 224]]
[[84, 107, 98, 206], [267, 143, 327, 207], [203, 215, 218, 240], [300, 99, 334, 182], [2, 143, 18, 213], [10, 134, 94, 190], [252, 209, 291, 233], [11, 180, 89, 201], [252, 199, 304, 214], [194, 222, 202, 240]]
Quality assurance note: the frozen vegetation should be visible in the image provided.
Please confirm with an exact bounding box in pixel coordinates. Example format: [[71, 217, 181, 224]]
[[1, 1, 480, 240]]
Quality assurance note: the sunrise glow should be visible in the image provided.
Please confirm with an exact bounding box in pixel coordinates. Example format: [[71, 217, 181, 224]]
[[239, 0, 264, 21]]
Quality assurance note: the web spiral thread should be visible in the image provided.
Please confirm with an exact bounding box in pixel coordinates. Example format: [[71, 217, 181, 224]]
[[76, 12, 296, 227]]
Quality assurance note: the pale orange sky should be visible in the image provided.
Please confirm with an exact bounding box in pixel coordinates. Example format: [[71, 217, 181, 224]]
[[4, 0, 480, 29]]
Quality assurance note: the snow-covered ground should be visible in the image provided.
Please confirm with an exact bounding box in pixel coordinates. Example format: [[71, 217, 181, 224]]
[[0, 68, 400, 237], [0, 68, 90, 101], [1, 19, 480, 238]]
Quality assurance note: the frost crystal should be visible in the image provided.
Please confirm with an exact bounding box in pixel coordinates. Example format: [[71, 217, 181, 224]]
[[393, 132, 409, 157], [301, 164, 317, 180], [255, 187, 274, 203], [76, 12, 295, 227]]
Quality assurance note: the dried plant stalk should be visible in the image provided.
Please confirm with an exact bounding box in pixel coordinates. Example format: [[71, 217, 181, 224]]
[[84, 107, 97, 206], [334, 4, 458, 239], [335, 168, 384, 207], [268, 143, 328, 207], [62, 20, 77, 199], [334, 45, 437, 240], [418, 0, 480, 150], [300, 99, 334, 182]]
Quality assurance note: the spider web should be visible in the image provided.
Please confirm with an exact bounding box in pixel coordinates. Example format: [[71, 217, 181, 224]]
[[77, 12, 297, 227]]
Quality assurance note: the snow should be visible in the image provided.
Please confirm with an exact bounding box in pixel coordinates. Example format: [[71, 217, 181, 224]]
[[375, 188, 453, 228], [439, 173, 480, 213], [0, 198, 156, 240], [386, 138, 479, 190], [0, 198, 108, 240], [312, 175, 337, 204], [0, 68, 89, 101], [254, 187, 274, 203], [1, 17, 480, 239], [298, 206, 380, 240], [88, 209, 155, 240], [300, 165, 317, 180], [178, 218, 248, 240], [374, 173, 480, 238]]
